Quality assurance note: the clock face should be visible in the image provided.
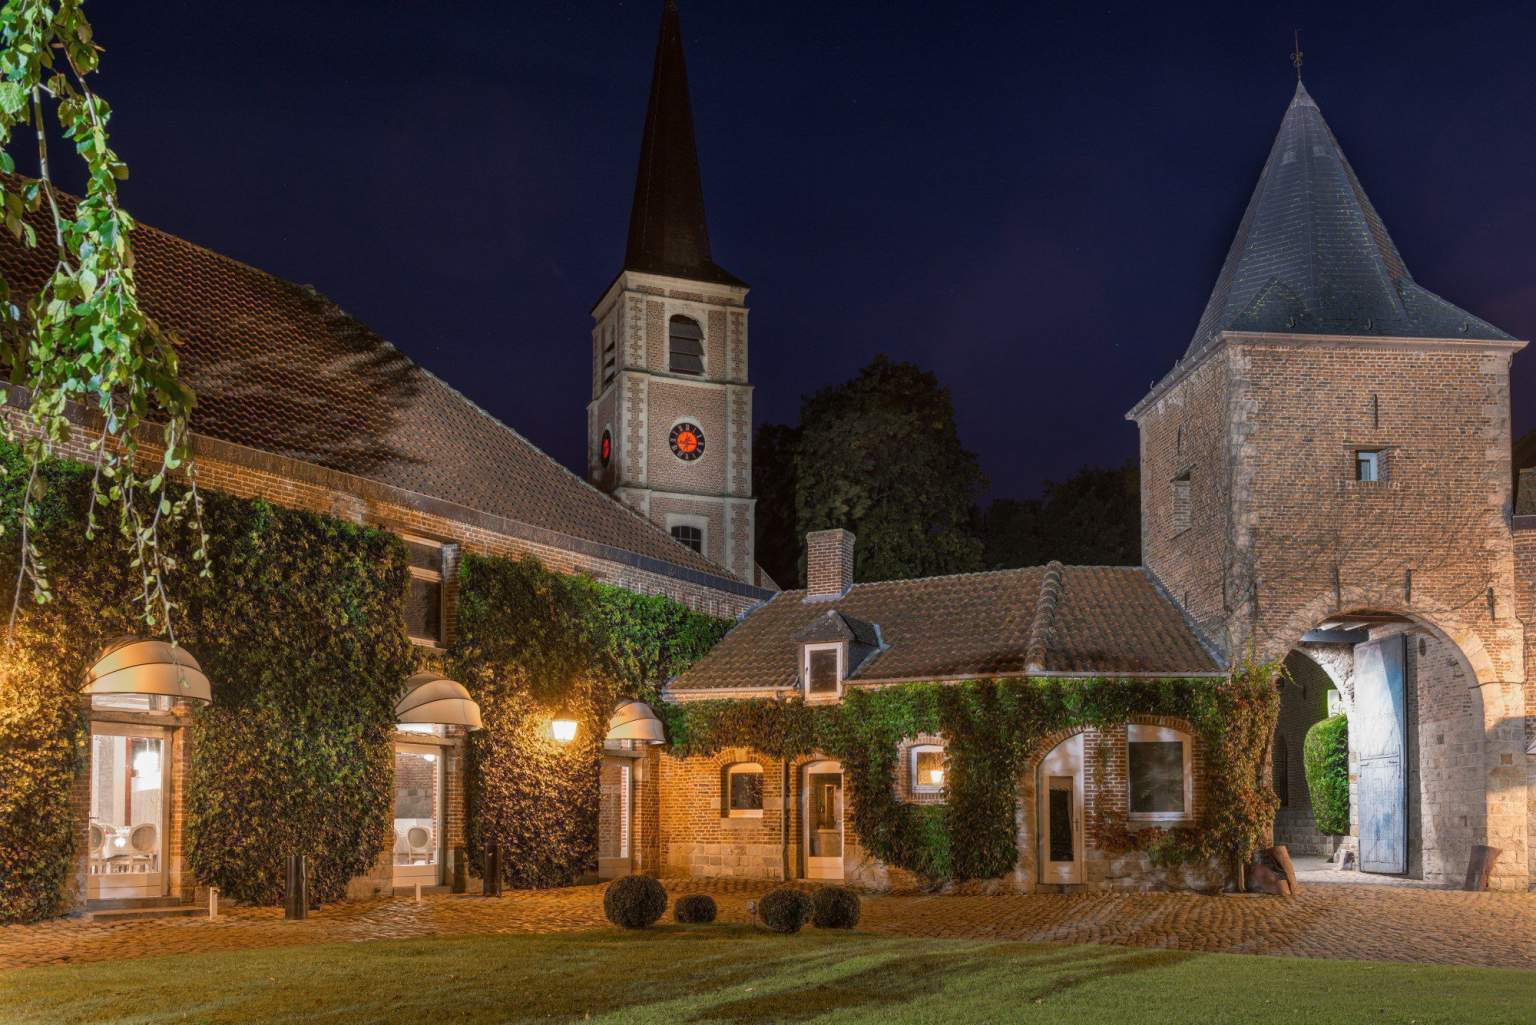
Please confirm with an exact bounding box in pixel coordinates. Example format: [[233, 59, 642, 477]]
[[669, 422, 705, 461], [599, 429, 612, 467]]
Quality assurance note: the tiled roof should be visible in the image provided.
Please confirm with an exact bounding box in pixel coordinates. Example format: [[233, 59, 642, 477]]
[[0, 199, 738, 584], [667, 564, 1222, 694], [1184, 81, 1509, 363]]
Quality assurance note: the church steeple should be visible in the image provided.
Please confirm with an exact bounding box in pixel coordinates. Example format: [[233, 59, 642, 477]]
[[624, 1, 744, 286], [1184, 79, 1508, 361]]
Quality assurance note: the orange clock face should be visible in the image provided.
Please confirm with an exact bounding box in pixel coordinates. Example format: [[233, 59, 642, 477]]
[[600, 430, 612, 467], [670, 422, 705, 461]]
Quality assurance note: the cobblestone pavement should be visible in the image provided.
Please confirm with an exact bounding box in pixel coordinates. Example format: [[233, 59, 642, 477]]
[[1, 881, 1532, 972]]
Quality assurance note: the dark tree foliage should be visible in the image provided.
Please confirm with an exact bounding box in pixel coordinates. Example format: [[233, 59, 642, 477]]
[[752, 422, 802, 588], [757, 355, 986, 587], [981, 461, 1140, 568]]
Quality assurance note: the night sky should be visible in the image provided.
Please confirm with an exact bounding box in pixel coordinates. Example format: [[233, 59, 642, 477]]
[[78, 2, 1536, 500]]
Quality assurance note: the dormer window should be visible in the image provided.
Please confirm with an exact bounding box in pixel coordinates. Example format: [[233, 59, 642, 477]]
[[668, 315, 704, 375], [803, 642, 843, 702]]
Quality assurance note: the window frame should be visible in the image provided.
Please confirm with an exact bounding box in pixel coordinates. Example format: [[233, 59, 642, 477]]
[[802, 642, 845, 703], [1354, 449, 1383, 483], [401, 534, 448, 649], [1126, 723, 1193, 823], [724, 762, 765, 819], [667, 314, 706, 376], [665, 513, 708, 556], [908, 743, 946, 796]]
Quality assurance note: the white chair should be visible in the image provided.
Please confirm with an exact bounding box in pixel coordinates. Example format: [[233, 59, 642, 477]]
[[88, 824, 105, 874], [407, 826, 432, 865], [128, 823, 157, 872]]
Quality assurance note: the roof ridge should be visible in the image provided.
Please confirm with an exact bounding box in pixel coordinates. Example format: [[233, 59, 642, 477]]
[[1025, 560, 1065, 673]]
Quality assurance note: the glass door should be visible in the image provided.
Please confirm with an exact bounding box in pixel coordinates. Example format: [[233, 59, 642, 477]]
[[89, 723, 168, 900], [393, 743, 444, 887], [1038, 734, 1084, 885], [597, 756, 633, 878], [803, 760, 844, 880]]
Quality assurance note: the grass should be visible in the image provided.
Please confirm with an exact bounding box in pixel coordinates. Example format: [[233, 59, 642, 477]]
[[3, 926, 1532, 1025]]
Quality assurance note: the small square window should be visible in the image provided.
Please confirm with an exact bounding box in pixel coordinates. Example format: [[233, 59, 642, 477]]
[[1355, 450, 1382, 482], [910, 744, 945, 795], [670, 524, 703, 553], [725, 763, 764, 818]]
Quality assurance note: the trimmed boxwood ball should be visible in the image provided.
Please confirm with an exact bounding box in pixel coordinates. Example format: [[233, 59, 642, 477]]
[[811, 885, 861, 929], [604, 876, 668, 929], [758, 887, 813, 934], [674, 893, 717, 924]]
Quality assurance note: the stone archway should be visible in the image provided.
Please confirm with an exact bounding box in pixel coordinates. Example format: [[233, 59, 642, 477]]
[[1274, 607, 1507, 886]]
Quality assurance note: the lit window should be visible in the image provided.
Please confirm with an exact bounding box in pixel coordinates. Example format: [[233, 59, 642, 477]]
[[1169, 471, 1191, 535], [804, 644, 842, 701], [725, 763, 764, 818], [1355, 450, 1381, 482], [670, 524, 703, 553], [668, 316, 704, 375], [910, 744, 945, 795], [1127, 724, 1192, 822], [403, 537, 446, 646]]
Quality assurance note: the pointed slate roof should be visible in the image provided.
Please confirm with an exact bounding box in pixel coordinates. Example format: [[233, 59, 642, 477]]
[[1184, 80, 1509, 361], [624, 1, 744, 287]]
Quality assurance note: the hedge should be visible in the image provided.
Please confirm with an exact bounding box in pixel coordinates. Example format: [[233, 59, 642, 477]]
[[449, 553, 728, 888], [1304, 713, 1350, 835], [0, 442, 412, 920]]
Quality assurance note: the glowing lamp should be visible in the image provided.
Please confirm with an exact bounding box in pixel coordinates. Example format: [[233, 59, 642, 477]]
[[550, 716, 579, 743]]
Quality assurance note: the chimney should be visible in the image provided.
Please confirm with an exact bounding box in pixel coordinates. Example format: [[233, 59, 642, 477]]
[[805, 529, 855, 600]]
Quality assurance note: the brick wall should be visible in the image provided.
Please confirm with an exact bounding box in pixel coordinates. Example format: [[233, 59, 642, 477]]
[[806, 529, 855, 599]]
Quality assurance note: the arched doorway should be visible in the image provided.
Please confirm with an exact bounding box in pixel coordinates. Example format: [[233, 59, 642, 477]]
[[1037, 735, 1084, 885], [1278, 610, 1489, 884]]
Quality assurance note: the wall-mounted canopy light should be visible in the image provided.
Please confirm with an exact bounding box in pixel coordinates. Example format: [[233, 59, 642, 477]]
[[605, 701, 665, 745], [82, 637, 211, 706], [396, 671, 482, 731]]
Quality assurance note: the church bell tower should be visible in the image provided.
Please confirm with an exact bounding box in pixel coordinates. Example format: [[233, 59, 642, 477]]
[[588, 0, 757, 584]]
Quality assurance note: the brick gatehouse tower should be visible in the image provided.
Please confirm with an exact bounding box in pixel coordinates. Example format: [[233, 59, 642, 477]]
[[587, 1, 758, 586], [1129, 79, 1532, 888]]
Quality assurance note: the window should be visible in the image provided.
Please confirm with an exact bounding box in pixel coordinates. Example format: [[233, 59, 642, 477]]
[[671, 524, 703, 553], [909, 744, 945, 795], [1169, 471, 1192, 535], [803, 643, 843, 701], [1127, 724, 1192, 822], [724, 763, 764, 818], [404, 537, 446, 646], [1355, 449, 1382, 482], [602, 324, 617, 387], [668, 316, 704, 375]]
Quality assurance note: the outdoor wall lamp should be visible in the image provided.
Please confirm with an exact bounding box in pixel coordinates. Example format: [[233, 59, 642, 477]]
[[550, 714, 579, 743]]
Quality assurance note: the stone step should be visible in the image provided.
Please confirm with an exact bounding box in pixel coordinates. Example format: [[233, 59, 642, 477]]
[[87, 903, 203, 923]]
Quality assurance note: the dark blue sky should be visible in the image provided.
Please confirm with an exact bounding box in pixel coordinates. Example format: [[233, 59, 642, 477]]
[[84, 2, 1536, 500]]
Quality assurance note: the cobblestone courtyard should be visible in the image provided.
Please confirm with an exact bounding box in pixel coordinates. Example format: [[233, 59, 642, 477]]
[[2, 882, 1533, 972]]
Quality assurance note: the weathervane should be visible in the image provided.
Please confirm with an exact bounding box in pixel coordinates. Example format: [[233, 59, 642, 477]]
[[1291, 30, 1304, 80]]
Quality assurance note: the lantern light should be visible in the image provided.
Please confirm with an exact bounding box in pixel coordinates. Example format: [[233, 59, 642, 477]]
[[550, 715, 579, 744]]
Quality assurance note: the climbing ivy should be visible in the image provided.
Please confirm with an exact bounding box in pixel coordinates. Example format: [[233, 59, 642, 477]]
[[664, 663, 1282, 884], [449, 553, 728, 888], [0, 442, 412, 920]]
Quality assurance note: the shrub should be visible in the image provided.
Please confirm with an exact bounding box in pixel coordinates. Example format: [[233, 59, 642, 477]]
[[674, 893, 717, 924], [1303, 713, 1350, 835], [604, 875, 668, 929], [758, 887, 813, 934], [810, 885, 861, 929]]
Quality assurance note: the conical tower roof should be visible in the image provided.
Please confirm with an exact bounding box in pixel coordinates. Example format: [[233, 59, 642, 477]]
[[1184, 80, 1508, 360], [624, 1, 744, 287]]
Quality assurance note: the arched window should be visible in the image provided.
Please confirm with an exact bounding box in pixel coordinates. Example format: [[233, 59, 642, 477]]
[[668, 316, 704, 375], [909, 743, 945, 796], [723, 762, 763, 818], [1273, 734, 1290, 808]]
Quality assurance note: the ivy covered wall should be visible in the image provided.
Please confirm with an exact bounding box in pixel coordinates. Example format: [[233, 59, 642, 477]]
[[0, 444, 413, 921], [449, 554, 728, 888]]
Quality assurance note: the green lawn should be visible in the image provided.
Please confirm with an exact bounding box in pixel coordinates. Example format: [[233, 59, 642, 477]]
[[4, 927, 1532, 1025]]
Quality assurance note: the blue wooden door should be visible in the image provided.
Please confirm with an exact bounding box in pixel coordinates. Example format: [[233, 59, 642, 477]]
[[1354, 636, 1407, 874]]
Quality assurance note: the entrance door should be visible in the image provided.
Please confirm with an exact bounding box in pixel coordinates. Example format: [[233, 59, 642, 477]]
[[89, 723, 168, 900], [1038, 734, 1084, 885], [803, 760, 844, 880], [597, 756, 634, 879], [392, 743, 444, 888], [1355, 636, 1407, 874]]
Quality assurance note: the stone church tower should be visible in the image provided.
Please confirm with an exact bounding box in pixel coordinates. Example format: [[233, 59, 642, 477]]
[[588, 1, 757, 585], [1129, 79, 1532, 888]]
